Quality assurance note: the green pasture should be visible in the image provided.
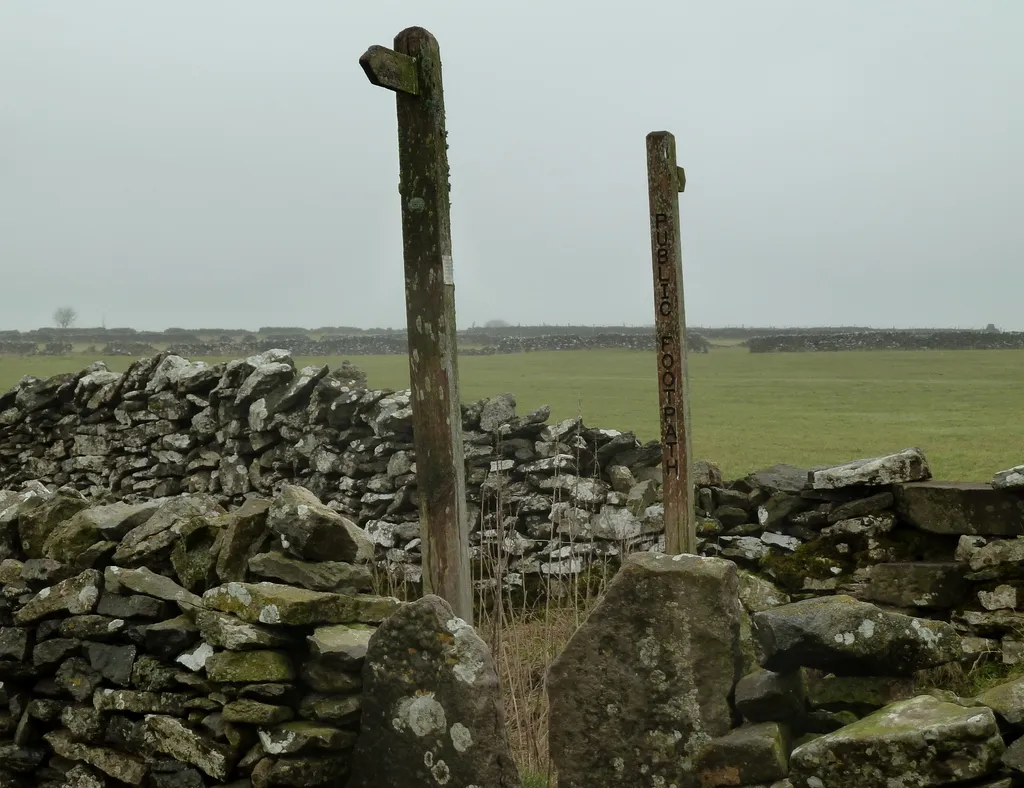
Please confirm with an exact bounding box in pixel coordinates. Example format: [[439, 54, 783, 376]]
[[2, 347, 1022, 481]]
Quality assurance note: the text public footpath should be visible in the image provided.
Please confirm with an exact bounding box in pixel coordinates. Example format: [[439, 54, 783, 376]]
[[654, 212, 680, 475]]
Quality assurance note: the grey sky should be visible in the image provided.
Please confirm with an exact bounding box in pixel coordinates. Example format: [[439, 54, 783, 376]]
[[2, 1, 1021, 332]]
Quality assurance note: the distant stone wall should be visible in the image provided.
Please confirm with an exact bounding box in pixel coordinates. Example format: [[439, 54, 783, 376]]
[[747, 330, 1024, 353]]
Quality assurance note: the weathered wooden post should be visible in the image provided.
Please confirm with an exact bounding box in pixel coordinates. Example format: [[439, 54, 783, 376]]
[[646, 131, 696, 555], [360, 28, 472, 622]]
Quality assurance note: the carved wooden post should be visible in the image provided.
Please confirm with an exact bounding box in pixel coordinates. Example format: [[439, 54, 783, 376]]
[[360, 28, 472, 622], [646, 131, 695, 555]]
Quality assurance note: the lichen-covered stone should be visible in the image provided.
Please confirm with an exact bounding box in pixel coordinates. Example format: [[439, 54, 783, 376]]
[[204, 650, 295, 683], [214, 498, 271, 583], [202, 582, 399, 626], [863, 562, 966, 609], [14, 569, 101, 624], [44, 729, 147, 785], [974, 675, 1024, 726], [18, 490, 91, 559], [104, 567, 201, 609], [752, 595, 962, 675], [790, 695, 1004, 787], [143, 714, 234, 780], [257, 721, 355, 755], [804, 673, 916, 713], [738, 571, 791, 613], [169, 515, 222, 592], [267, 485, 373, 563], [695, 722, 790, 786], [93, 689, 190, 715], [298, 693, 361, 724], [112, 495, 225, 567], [194, 609, 290, 651], [547, 553, 744, 788], [222, 699, 293, 725], [307, 624, 374, 672], [810, 448, 930, 489], [42, 501, 161, 564], [348, 595, 520, 788], [896, 481, 1024, 536], [248, 551, 373, 593], [992, 464, 1024, 490]]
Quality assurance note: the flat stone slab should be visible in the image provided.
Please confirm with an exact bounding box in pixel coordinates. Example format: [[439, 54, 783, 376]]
[[862, 562, 966, 609], [15, 569, 101, 624], [993, 464, 1024, 490], [547, 553, 745, 788], [752, 595, 962, 675], [347, 595, 520, 788], [895, 482, 1024, 536], [974, 675, 1024, 726], [810, 448, 930, 490], [202, 582, 400, 626], [790, 695, 1005, 787]]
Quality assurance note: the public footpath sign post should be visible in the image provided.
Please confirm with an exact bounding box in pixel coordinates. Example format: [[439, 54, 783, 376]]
[[646, 131, 696, 555], [360, 28, 473, 623]]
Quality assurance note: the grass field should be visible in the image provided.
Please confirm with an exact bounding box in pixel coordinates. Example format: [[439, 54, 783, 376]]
[[2, 347, 1022, 481]]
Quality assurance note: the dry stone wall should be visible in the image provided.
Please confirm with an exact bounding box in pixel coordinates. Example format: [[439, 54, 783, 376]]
[[2, 351, 1024, 785], [747, 329, 1024, 353], [0, 482, 405, 787]]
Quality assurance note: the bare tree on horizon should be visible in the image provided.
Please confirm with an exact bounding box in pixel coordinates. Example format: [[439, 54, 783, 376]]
[[53, 306, 77, 331]]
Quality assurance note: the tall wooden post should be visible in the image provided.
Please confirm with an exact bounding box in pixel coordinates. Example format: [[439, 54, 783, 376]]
[[360, 28, 472, 623], [646, 131, 695, 555]]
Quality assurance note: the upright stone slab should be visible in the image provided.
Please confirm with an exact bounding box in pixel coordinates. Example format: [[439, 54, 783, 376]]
[[547, 552, 744, 788], [346, 595, 519, 788]]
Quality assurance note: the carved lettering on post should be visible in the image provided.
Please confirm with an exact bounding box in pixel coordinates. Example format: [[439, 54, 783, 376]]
[[646, 131, 695, 555], [360, 28, 472, 623]]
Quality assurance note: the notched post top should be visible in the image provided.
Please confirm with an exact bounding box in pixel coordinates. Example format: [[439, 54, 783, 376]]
[[359, 45, 419, 95]]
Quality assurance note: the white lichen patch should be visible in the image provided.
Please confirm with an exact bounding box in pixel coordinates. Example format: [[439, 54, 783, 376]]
[[37, 587, 52, 600], [258, 604, 281, 625], [108, 618, 125, 632], [444, 618, 486, 685], [857, 619, 876, 639], [393, 693, 447, 737], [430, 758, 450, 784], [260, 729, 298, 755], [834, 632, 855, 646], [911, 618, 941, 646], [449, 722, 472, 753], [74, 584, 99, 613], [223, 582, 253, 607], [638, 634, 660, 669]]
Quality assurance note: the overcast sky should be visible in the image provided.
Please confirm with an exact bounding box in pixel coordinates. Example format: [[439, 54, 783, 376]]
[[1, 1, 1021, 332]]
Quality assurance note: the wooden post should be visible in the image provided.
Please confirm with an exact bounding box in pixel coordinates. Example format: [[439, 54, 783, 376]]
[[360, 28, 472, 623], [646, 131, 695, 555]]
